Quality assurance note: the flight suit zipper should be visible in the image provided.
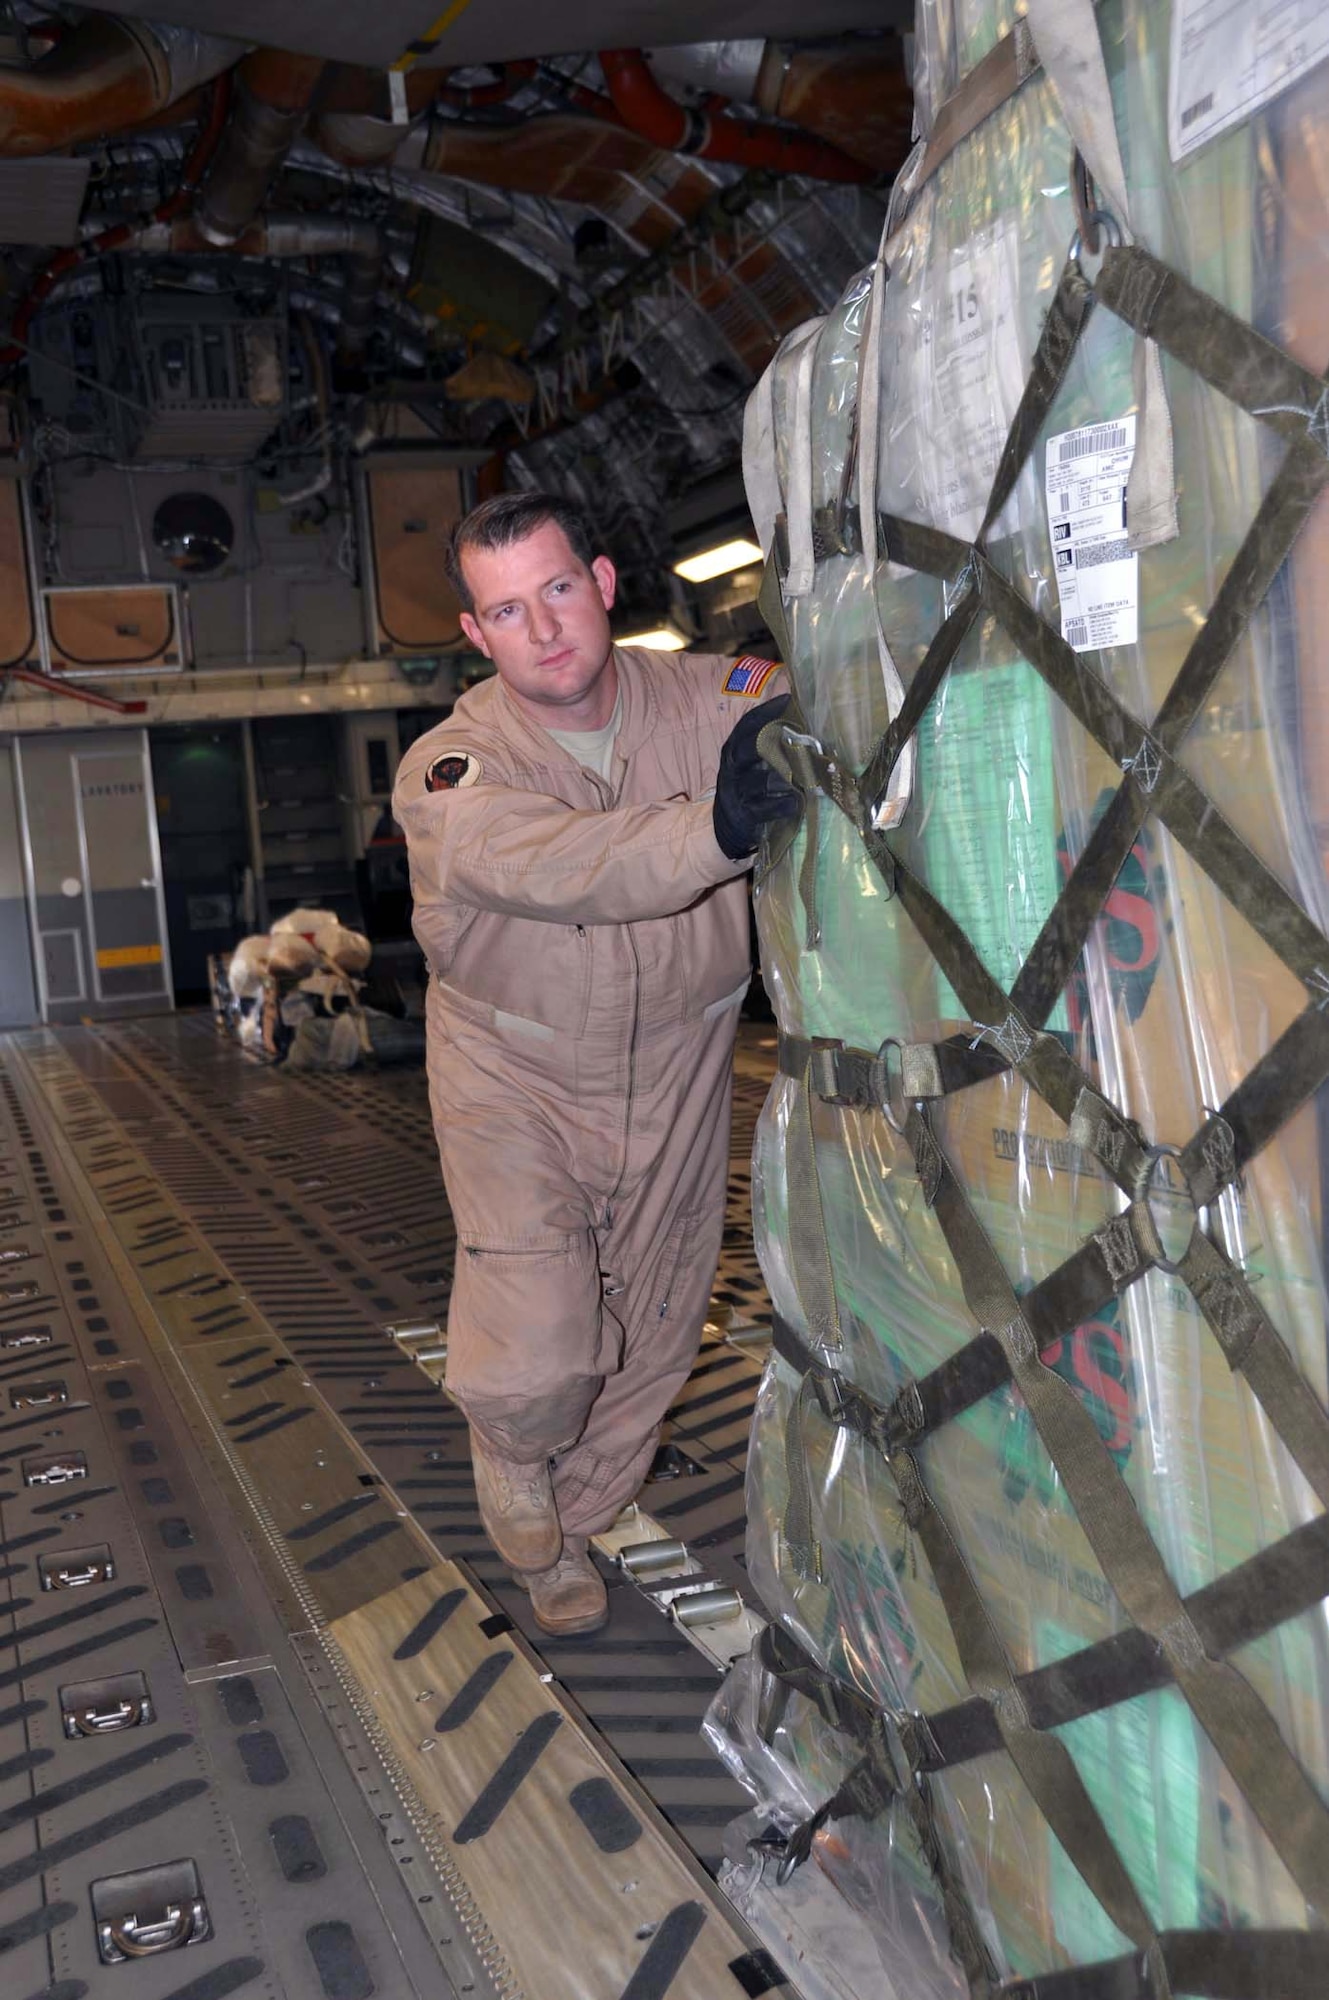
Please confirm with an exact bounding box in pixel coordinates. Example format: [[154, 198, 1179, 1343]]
[[608, 921, 641, 1210], [583, 764, 638, 1212]]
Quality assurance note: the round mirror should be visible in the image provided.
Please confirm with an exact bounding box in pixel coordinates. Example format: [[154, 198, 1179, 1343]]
[[152, 491, 235, 574]]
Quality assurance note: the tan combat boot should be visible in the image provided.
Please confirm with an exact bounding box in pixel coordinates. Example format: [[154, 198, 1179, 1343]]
[[470, 1433, 562, 1573], [522, 1539, 608, 1636]]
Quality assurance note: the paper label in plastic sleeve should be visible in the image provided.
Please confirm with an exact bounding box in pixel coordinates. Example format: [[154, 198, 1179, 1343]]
[[1169, 0, 1329, 160], [906, 218, 1024, 539], [1045, 416, 1139, 653]]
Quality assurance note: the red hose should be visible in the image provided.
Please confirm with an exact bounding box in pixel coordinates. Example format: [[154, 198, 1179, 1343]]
[[598, 48, 871, 184], [5, 666, 147, 712], [1, 67, 234, 365]]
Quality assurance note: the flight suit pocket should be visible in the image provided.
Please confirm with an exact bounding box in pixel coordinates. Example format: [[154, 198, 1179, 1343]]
[[448, 1229, 603, 1456], [653, 1207, 707, 1323]]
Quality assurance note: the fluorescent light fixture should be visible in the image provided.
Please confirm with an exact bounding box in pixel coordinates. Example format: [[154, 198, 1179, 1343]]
[[619, 626, 687, 651], [672, 536, 763, 584]]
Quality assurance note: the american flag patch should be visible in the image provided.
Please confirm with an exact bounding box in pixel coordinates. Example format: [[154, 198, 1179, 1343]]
[[723, 655, 780, 698]]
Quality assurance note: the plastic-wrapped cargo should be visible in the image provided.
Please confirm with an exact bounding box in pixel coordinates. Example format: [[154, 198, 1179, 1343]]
[[711, 2, 1329, 1992]]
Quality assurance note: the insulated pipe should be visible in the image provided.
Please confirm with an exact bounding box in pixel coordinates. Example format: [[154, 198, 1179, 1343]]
[[312, 110, 423, 167], [0, 69, 233, 365], [754, 42, 915, 176], [646, 38, 914, 175], [597, 47, 871, 183], [195, 47, 326, 246], [0, 14, 242, 156]]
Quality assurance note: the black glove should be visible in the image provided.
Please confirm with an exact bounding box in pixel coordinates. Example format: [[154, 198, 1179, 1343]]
[[712, 693, 801, 861]]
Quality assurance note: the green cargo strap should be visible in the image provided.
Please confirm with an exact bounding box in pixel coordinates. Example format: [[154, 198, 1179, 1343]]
[[885, 1443, 1164, 1961], [1094, 244, 1329, 451], [798, 791, 822, 950], [1179, 1226, 1329, 1511], [918, 1508, 1329, 1775], [770, 1205, 1155, 1438], [860, 261, 1093, 819], [888, 853, 1149, 1195], [978, 260, 1095, 544], [783, 1068, 843, 1353], [780, 1025, 1010, 1114], [756, 1627, 997, 1997], [757, 543, 793, 665], [1181, 1001, 1329, 1200], [765, 1733, 897, 1883], [903, 1104, 1329, 1917], [768, 1376, 1176, 1968], [781, 1372, 822, 1580], [860, 583, 981, 815], [978, 452, 1329, 1034], [759, 1501, 1329, 1781]]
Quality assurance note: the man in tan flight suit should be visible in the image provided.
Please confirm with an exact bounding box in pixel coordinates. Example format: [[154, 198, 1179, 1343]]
[[393, 491, 794, 1635]]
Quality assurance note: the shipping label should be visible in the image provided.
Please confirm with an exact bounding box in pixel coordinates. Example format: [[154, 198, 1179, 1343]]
[[903, 217, 1025, 540], [1045, 416, 1139, 654], [1170, 0, 1329, 160]]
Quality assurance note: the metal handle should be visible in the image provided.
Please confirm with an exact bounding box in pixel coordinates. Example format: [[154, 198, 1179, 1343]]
[[73, 1699, 144, 1735], [50, 1563, 105, 1588], [18, 1387, 63, 1406], [106, 1900, 201, 1957]]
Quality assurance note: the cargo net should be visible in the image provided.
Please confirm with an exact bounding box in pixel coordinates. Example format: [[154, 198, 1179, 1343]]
[[752, 242, 1329, 2000]]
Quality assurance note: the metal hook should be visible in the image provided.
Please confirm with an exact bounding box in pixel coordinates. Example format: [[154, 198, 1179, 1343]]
[[1070, 149, 1100, 256]]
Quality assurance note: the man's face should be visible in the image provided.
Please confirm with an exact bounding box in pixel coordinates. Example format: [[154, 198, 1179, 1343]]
[[458, 520, 617, 717]]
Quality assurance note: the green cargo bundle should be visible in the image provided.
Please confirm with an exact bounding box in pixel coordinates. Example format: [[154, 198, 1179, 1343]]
[[706, 3, 1329, 1994]]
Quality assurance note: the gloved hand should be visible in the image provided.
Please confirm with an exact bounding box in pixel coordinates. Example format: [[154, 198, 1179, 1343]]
[[712, 693, 801, 861]]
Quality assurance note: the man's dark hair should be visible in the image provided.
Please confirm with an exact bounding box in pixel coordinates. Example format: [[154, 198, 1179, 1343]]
[[446, 491, 600, 612]]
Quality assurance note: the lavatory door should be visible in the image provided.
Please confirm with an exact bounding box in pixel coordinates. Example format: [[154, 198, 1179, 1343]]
[[15, 729, 172, 1022]]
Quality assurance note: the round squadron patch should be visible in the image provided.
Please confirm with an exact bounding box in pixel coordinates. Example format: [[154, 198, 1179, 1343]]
[[424, 752, 482, 793]]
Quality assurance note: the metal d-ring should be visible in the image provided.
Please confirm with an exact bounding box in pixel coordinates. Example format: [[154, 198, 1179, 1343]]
[[1069, 206, 1124, 269], [874, 1037, 909, 1135]]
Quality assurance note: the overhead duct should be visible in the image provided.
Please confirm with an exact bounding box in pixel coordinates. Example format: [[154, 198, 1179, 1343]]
[[419, 115, 714, 251], [597, 47, 872, 183], [0, 13, 243, 156], [647, 37, 915, 177], [195, 46, 326, 245], [127, 211, 384, 364], [312, 110, 424, 168]]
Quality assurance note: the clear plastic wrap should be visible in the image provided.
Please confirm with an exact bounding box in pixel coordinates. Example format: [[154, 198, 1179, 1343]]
[[719, 0, 1329, 1988]]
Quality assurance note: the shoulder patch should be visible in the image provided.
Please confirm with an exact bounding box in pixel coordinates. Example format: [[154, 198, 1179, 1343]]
[[424, 752, 482, 793], [723, 656, 780, 699]]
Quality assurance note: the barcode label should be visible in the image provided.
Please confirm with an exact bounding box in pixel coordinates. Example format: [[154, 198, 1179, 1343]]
[[1076, 537, 1131, 570], [1180, 92, 1214, 129], [1058, 425, 1129, 463], [1064, 620, 1088, 648]]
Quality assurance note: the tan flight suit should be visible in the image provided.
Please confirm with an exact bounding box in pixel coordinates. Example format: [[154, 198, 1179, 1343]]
[[393, 643, 780, 1538]]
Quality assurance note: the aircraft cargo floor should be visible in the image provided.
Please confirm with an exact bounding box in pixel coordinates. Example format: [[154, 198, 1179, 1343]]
[[0, 1015, 786, 2000]]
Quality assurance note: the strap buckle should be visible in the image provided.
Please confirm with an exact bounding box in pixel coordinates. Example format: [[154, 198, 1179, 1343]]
[[811, 1366, 853, 1427], [872, 1037, 909, 1133], [808, 1037, 849, 1103], [809, 1036, 877, 1111]]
